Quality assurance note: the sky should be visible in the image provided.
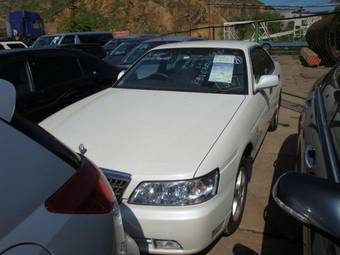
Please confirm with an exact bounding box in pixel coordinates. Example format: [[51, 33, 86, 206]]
[[261, 0, 335, 12]]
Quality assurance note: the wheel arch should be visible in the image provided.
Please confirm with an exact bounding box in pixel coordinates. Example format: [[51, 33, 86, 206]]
[[241, 142, 254, 182]]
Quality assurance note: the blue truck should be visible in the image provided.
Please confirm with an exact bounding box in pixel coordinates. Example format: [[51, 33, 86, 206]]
[[6, 10, 45, 42]]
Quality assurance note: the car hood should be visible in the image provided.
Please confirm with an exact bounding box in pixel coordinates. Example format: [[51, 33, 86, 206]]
[[41, 88, 245, 180]]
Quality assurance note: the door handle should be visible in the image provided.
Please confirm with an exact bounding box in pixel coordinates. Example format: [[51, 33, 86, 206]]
[[304, 144, 316, 169]]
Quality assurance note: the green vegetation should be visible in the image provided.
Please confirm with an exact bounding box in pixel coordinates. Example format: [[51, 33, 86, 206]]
[[44, 0, 69, 21], [58, 11, 109, 32], [231, 11, 282, 40]]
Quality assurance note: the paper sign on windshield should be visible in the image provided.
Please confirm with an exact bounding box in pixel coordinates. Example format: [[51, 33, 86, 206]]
[[209, 55, 235, 83]]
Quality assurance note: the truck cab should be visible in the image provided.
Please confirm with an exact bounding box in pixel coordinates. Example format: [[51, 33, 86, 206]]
[[6, 11, 45, 41]]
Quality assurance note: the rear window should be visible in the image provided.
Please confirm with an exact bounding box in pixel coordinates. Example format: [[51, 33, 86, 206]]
[[79, 54, 118, 77], [11, 115, 81, 169], [7, 43, 26, 49], [77, 45, 106, 59], [30, 54, 83, 90], [0, 60, 30, 98]]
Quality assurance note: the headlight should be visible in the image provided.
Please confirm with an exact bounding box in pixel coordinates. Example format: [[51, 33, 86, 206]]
[[129, 169, 219, 206]]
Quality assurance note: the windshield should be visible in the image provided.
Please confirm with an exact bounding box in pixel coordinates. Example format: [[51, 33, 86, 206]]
[[32, 36, 61, 48], [116, 48, 248, 95], [122, 41, 169, 65], [110, 41, 139, 56]]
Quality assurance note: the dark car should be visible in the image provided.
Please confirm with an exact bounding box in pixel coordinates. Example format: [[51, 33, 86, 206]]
[[273, 65, 340, 255], [54, 43, 106, 59], [115, 35, 204, 71], [0, 48, 119, 122], [32, 32, 113, 48], [103, 37, 154, 66], [103, 35, 157, 55]]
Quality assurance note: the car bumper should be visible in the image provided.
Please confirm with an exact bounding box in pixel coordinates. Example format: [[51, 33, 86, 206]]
[[120, 192, 230, 254]]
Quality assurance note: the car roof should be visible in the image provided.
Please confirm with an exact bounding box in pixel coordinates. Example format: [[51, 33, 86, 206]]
[[38, 32, 112, 37], [143, 35, 203, 43], [0, 41, 26, 44], [153, 40, 259, 51], [0, 47, 90, 56]]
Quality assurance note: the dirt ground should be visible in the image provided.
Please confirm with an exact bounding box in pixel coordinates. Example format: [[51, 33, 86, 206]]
[[206, 54, 330, 255]]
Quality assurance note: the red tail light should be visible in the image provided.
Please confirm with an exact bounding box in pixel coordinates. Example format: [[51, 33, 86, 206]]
[[45, 156, 115, 214]]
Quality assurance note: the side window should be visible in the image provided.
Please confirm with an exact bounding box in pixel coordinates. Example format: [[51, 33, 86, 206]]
[[30, 54, 83, 90], [79, 54, 114, 76], [60, 35, 75, 45], [78, 34, 112, 45], [0, 59, 31, 98], [251, 48, 275, 82], [7, 43, 26, 49]]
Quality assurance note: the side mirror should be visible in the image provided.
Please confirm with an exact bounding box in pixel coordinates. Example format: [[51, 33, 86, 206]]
[[254, 74, 279, 93], [117, 70, 126, 81], [0, 79, 16, 122], [273, 172, 340, 240]]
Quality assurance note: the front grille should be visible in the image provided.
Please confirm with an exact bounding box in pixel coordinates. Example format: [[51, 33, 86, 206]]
[[101, 168, 131, 203]]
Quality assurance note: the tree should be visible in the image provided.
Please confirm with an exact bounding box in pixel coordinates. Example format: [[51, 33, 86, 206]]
[[58, 11, 109, 32]]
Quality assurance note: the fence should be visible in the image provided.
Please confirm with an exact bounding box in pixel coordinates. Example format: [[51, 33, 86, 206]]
[[163, 12, 340, 65]]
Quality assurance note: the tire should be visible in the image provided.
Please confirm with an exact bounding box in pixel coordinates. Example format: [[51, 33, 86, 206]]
[[224, 157, 249, 236], [268, 95, 281, 132]]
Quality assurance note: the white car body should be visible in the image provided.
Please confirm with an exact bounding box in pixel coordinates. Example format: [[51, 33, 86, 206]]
[[40, 41, 281, 254], [0, 41, 27, 49], [0, 80, 139, 255]]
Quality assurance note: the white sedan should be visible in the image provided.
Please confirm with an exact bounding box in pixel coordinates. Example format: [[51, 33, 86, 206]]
[[41, 41, 281, 254]]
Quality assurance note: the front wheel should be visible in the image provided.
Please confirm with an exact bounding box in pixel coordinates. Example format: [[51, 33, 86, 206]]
[[268, 95, 281, 132], [262, 43, 271, 52], [223, 159, 249, 236]]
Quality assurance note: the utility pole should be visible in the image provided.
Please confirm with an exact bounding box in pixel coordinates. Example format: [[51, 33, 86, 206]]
[[208, 1, 211, 39]]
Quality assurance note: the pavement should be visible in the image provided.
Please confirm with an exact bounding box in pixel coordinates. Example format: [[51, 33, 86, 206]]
[[205, 54, 330, 255]]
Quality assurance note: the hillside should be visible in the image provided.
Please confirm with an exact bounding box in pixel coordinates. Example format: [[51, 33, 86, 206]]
[[0, 0, 266, 35]]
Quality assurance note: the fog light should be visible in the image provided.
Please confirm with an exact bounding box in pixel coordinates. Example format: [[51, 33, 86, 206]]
[[154, 239, 182, 250]]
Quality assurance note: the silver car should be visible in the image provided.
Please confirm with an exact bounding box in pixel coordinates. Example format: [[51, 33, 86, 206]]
[[0, 79, 139, 255]]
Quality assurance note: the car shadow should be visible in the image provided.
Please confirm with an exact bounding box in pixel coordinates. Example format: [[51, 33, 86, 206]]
[[233, 244, 258, 255], [260, 133, 303, 255], [119, 204, 149, 254]]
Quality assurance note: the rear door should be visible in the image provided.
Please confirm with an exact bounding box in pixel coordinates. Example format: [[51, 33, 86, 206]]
[[28, 51, 86, 121]]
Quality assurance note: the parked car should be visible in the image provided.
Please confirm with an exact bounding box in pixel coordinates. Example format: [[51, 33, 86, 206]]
[[55, 43, 107, 59], [115, 35, 204, 71], [103, 35, 157, 55], [41, 41, 281, 254], [103, 35, 157, 65], [0, 79, 139, 255], [0, 48, 119, 122], [259, 38, 308, 51], [32, 32, 113, 48], [0, 41, 27, 50], [273, 65, 340, 255]]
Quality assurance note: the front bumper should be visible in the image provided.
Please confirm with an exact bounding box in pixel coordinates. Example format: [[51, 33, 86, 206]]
[[120, 192, 230, 254]]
